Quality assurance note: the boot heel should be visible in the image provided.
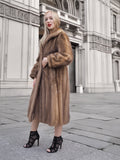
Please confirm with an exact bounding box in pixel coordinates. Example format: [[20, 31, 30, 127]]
[[37, 139, 39, 146], [23, 131, 40, 148], [60, 143, 62, 149], [47, 136, 63, 153]]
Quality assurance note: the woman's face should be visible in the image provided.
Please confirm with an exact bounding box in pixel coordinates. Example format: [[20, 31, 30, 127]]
[[45, 12, 55, 30]]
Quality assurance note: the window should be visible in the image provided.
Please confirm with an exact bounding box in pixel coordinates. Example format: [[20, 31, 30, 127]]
[[113, 14, 117, 32], [114, 60, 119, 80], [62, 0, 68, 12]]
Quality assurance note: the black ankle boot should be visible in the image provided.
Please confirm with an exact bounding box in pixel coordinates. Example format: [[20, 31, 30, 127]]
[[47, 136, 63, 153], [23, 131, 40, 148]]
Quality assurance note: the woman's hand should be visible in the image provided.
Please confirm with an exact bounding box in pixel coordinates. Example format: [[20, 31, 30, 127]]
[[33, 78, 36, 88], [42, 57, 48, 68]]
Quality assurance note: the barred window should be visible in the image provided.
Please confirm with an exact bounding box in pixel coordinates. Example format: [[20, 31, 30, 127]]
[[113, 14, 117, 32]]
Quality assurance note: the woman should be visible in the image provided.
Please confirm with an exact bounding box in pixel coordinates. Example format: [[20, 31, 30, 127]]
[[23, 10, 73, 153]]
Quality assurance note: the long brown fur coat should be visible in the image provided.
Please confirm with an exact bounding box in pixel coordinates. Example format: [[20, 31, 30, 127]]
[[27, 28, 73, 126]]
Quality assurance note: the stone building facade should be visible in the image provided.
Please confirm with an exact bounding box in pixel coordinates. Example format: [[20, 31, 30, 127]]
[[84, 0, 120, 92], [0, 0, 40, 96], [0, 0, 120, 96]]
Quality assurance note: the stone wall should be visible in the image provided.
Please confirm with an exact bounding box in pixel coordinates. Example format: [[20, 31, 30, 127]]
[[83, 0, 114, 92], [0, 0, 40, 96]]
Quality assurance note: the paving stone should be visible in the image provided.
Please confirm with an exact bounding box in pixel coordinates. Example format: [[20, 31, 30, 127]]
[[72, 118, 120, 132], [72, 118, 108, 130], [70, 112, 114, 121], [66, 123, 120, 138], [0, 121, 29, 130], [66, 128, 120, 145], [87, 114, 115, 121], [104, 145, 120, 156], [65, 134, 110, 149], [0, 128, 96, 160], [70, 112, 89, 121], [0, 118, 15, 125], [0, 93, 120, 160], [76, 150, 120, 160]]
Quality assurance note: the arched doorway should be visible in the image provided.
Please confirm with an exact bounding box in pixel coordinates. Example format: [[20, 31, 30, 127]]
[[112, 50, 120, 92], [114, 60, 119, 80], [112, 51, 120, 81]]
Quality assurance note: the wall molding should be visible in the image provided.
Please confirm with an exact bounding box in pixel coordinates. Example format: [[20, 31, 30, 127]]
[[84, 33, 112, 53], [0, 2, 40, 26]]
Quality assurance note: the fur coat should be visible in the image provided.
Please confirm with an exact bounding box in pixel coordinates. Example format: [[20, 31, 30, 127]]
[[27, 28, 73, 126]]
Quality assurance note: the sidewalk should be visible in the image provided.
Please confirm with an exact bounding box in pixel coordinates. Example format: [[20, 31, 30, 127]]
[[0, 93, 120, 160]]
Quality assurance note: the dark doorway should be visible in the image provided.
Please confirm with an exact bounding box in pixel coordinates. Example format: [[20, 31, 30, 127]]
[[69, 43, 76, 92]]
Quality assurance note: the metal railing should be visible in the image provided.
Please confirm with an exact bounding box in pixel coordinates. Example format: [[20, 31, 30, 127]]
[[39, 3, 81, 27]]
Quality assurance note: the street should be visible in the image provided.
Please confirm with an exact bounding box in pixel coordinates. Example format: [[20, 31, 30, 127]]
[[0, 93, 120, 160]]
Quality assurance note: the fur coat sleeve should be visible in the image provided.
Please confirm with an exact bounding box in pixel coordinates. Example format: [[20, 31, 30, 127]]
[[29, 61, 39, 79], [29, 44, 41, 79], [47, 32, 73, 68]]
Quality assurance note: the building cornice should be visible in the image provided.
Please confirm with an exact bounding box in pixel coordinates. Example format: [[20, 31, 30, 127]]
[[110, 0, 120, 12], [0, 1, 40, 26], [98, 0, 120, 10], [111, 0, 120, 7], [84, 32, 112, 53]]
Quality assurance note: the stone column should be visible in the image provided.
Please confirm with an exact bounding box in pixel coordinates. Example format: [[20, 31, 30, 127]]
[[83, 0, 114, 92], [119, 60, 120, 79], [76, 45, 85, 93], [117, 14, 120, 34]]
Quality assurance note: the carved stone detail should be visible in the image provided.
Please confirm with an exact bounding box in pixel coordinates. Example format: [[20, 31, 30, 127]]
[[0, 2, 40, 26], [31, 14, 40, 24], [87, 34, 112, 53], [63, 0, 68, 10], [75, 0, 79, 10], [112, 40, 120, 48], [0, 3, 4, 14], [113, 51, 120, 57]]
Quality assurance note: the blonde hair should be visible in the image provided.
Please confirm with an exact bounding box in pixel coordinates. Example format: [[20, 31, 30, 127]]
[[40, 10, 60, 45]]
